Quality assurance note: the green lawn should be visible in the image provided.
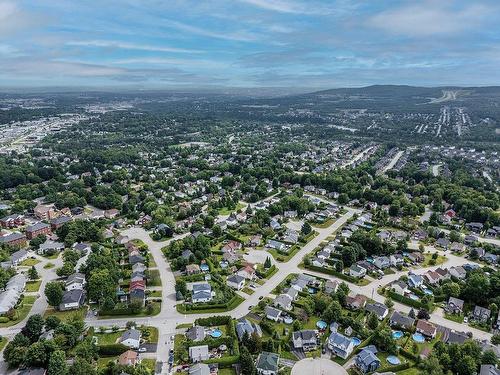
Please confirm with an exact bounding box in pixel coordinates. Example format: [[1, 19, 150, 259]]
[[396, 367, 420, 375], [97, 356, 118, 369], [25, 280, 42, 292], [20, 258, 40, 267], [176, 323, 193, 329], [146, 269, 162, 286], [176, 295, 244, 314], [218, 202, 245, 215], [0, 337, 8, 352], [140, 326, 159, 343], [311, 218, 335, 228], [148, 290, 162, 298], [94, 331, 122, 345], [43, 252, 60, 260], [444, 313, 464, 323], [98, 302, 161, 319], [0, 295, 38, 327], [43, 307, 88, 321], [142, 358, 156, 372], [242, 287, 255, 295], [219, 369, 237, 375], [421, 254, 447, 267], [44, 262, 55, 269]]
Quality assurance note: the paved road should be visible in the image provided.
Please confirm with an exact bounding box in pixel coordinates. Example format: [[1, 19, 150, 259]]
[[0, 202, 495, 374], [382, 150, 404, 174]]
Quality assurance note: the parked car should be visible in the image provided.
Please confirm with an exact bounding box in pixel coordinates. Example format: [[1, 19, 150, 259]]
[[138, 347, 147, 352]]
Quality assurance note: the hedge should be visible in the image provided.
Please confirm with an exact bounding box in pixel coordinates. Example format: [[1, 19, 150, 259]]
[[196, 316, 231, 326], [386, 363, 411, 372], [387, 291, 423, 309], [399, 347, 419, 362], [204, 355, 239, 367], [304, 264, 359, 283], [98, 343, 128, 356]]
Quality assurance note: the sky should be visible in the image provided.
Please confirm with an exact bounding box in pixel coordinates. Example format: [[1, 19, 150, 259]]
[[1, 0, 500, 89]]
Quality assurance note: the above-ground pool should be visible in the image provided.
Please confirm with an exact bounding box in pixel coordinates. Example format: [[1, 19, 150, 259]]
[[284, 317, 293, 325], [387, 355, 401, 365], [351, 337, 361, 346], [412, 333, 425, 343], [210, 329, 222, 338], [308, 287, 318, 294], [392, 331, 403, 340], [200, 264, 209, 272], [422, 288, 434, 295], [409, 293, 420, 301], [316, 320, 327, 330]]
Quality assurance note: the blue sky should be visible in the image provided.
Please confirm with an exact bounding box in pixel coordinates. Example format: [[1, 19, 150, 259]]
[[1, 0, 499, 89]]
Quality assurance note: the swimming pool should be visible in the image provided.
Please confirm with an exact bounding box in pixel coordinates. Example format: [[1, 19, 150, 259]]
[[392, 330, 403, 339], [387, 355, 401, 365], [308, 287, 318, 294], [409, 293, 420, 301], [200, 264, 209, 272], [412, 333, 425, 343], [422, 288, 434, 295], [351, 337, 361, 346], [210, 329, 222, 338], [284, 317, 293, 325], [316, 320, 327, 330]]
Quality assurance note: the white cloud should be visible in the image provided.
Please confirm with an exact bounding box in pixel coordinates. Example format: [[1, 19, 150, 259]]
[[164, 19, 259, 42], [369, 2, 490, 37], [66, 40, 202, 54], [237, 0, 335, 15]]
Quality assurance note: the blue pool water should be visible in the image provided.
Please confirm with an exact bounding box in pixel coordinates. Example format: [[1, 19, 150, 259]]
[[422, 288, 434, 295], [351, 337, 361, 346], [308, 287, 318, 294], [392, 331, 403, 339], [284, 317, 293, 325], [412, 333, 425, 343], [200, 264, 209, 272], [210, 329, 222, 338], [387, 355, 401, 365], [316, 320, 327, 330], [409, 293, 420, 301]]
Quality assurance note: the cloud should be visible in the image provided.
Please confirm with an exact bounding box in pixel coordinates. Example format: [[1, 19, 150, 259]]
[[237, 0, 332, 15], [369, 2, 490, 37], [66, 40, 202, 54], [163, 19, 259, 42], [0, 0, 43, 36]]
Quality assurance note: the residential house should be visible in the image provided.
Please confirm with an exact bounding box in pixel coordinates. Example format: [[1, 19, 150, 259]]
[[449, 266, 467, 280], [355, 347, 381, 373], [38, 240, 64, 255], [450, 242, 465, 253], [49, 215, 72, 230], [390, 254, 404, 267], [186, 264, 201, 275], [265, 306, 282, 322], [0, 274, 26, 314], [10, 249, 28, 266], [273, 293, 293, 311], [391, 280, 409, 296], [189, 345, 209, 363], [407, 252, 424, 264], [350, 264, 367, 278], [389, 311, 415, 330], [256, 352, 279, 375], [119, 329, 141, 349], [266, 240, 287, 252], [237, 265, 256, 280], [227, 274, 245, 290], [365, 302, 389, 320], [0, 214, 24, 228], [435, 238, 450, 249], [416, 319, 436, 339], [445, 331, 469, 345], [484, 253, 498, 264], [346, 294, 367, 310], [328, 332, 354, 359], [192, 283, 213, 303], [59, 289, 85, 311], [408, 273, 424, 288], [235, 318, 262, 341], [324, 279, 339, 294], [186, 326, 206, 342], [291, 330, 318, 351], [65, 272, 86, 291], [446, 297, 464, 315], [189, 363, 210, 375], [424, 270, 441, 285], [118, 350, 139, 366], [473, 306, 491, 323]]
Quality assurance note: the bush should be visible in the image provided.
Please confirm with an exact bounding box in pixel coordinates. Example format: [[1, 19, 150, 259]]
[[98, 343, 128, 356], [304, 264, 359, 283], [0, 317, 9, 323], [195, 316, 231, 326], [387, 291, 423, 309]]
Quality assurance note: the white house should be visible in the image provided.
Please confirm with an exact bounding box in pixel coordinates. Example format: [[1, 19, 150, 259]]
[[349, 264, 367, 278], [119, 328, 141, 349], [226, 274, 245, 290], [65, 272, 86, 291]]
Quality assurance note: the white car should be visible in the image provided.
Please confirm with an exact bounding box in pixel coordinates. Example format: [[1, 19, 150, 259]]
[[463, 317, 468, 324], [138, 347, 147, 352]]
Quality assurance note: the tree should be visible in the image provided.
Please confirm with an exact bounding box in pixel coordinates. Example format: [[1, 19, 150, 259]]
[[372, 327, 397, 354], [28, 266, 39, 280], [491, 334, 500, 345], [442, 282, 461, 298], [45, 282, 64, 308], [419, 355, 445, 375], [240, 345, 256, 375], [3, 333, 30, 368], [264, 256, 272, 269], [417, 309, 430, 320], [462, 271, 490, 305], [322, 300, 342, 323], [88, 269, 116, 306], [23, 314, 45, 342], [47, 350, 68, 375], [481, 350, 498, 366], [367, 312, 378, 330], [24, 341, 48, 367], [70, 357, 97, 375], [301, 222, 312, 235], [385, 297, 394, 309], [45, 315, 61, 330]]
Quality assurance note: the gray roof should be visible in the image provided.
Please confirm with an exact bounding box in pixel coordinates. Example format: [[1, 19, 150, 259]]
[[26, 222, 50, 232], [328, 332, 351, 350], [11, 249, 28, 263], [389, 311, 415, 328], [189, 363, 210, 375], [265, 305, 282, 319], [448, 297, 464, 309], [186, 326, 206, 342], [189, 345, 209, 360], [0, 232, 26, 243], [236, 318, 262, 341], [365, 302, 388, 318], [61, 289, 84, 304], [227, 274, 245, 284], [120, 328, 141, 342], [357, 348, 380, 367], [480, 365, 500, 375], [66, 272, 85, 285], [256, 352, 279, 372]]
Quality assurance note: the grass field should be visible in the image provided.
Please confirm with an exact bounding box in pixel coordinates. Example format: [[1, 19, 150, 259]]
[[25, 280, 42, 292], [218, 202, 245, 215], [43, 307, 88, 321], [242, 287, 255, 295], [142, 358, 156, 372], [44, 262, 55, 269], [148, 290, 162, 298], [176, 295, 244, 314], [0, 337, 8, 352], [0, 295, 38, 327], [20, 258, 40, 267], [219, 368, 237, 375], [98, 302, 161, 319]]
